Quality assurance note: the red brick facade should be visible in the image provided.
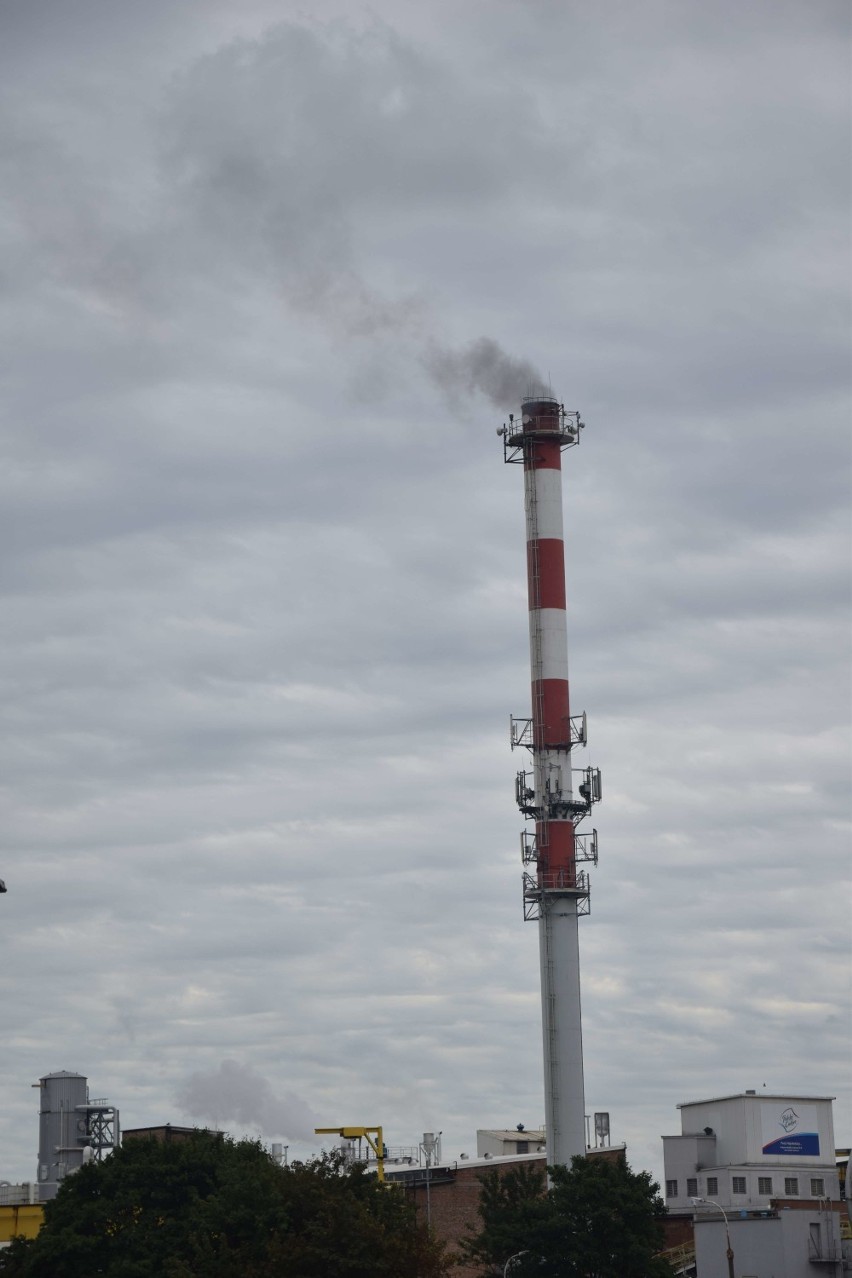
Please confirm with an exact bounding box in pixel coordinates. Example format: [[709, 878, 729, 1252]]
[[393, 1147, 629, 1274], [399, 1157, 545, 1275]]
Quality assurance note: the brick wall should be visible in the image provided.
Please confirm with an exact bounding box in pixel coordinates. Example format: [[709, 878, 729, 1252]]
[[661, 1213, 695, 1249], [395, 1147, 660, 1275], [397, 1157, 547, 1275]]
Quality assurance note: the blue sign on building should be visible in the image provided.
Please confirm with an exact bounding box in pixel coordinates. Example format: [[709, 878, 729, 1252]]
[[762, 1132, 820, 1157]]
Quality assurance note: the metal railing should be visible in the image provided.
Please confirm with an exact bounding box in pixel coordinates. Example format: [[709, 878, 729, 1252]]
[[524, 869, 589, 895]]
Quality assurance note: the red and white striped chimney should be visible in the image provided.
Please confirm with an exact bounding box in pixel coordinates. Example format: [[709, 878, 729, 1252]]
[[504, 395, 600, 1169]]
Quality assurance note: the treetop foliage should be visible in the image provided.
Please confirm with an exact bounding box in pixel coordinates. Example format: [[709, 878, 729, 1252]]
[[461, 1153, 673, 1278], [0, 1131, 449, 1277]]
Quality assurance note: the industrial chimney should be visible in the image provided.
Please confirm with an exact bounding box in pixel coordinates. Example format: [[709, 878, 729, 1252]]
[[501, 395, 600, 1168]]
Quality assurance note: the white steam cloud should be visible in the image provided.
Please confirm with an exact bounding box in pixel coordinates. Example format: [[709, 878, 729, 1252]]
[[175, 1059, 318, 1141]]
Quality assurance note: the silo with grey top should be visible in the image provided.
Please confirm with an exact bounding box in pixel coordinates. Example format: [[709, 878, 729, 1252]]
[[36, 1071, 88, 1200], [35, 1070, 119, 1201]]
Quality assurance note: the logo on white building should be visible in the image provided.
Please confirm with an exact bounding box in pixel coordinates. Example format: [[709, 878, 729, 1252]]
[[779, 1108, 799, 1133]]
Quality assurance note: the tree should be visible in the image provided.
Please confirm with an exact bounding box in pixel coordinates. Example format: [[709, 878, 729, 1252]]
[[0, 1132, 449, 1277], [460, 1162, 549, 1274], [461, 1154, 673, 1277]]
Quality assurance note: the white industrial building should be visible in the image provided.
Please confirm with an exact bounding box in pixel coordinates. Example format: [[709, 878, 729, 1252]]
[[693, 1204, 846, 1278], [663, 1091, 849, 1278], [476, 1128, 546, 1158], [662, 1090, 839, 1213]]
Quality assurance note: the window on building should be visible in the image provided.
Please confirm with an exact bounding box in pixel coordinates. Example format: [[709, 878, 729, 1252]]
[[686, 1178, 698, 1197], [732, 1176, 747, 1194], [515, 1141, 529, 1155], [666, 1180, 678, 1198], [706, 1177, 718, 1196], [810, 1178, 825, 1197], [785, 1177, 799, 1196], [758, 1177, 773, 1195]]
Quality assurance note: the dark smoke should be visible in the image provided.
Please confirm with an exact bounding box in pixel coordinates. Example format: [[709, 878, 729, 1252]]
[[160, 27, 549, 411], [423, 337, 549, 408], [175, 1058, 318, 1140]]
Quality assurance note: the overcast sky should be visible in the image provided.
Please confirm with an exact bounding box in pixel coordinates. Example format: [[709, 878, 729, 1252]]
[[1, 0, 849, 1185]]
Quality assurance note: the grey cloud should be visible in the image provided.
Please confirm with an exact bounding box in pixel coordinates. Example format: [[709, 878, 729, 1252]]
[[162, 19, 549, 237]]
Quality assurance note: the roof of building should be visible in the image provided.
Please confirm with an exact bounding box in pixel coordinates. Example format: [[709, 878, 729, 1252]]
[[478, 1129, 546, 1141], [385, 1150, 547, 1180], [385, 1143, 628, 1180], [123, 1124, 224, 1142], [677, 1092, 835, 1108]]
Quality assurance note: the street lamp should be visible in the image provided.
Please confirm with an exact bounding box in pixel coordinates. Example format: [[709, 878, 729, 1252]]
[[692, 1197, 735, 1278], [503, 1252, 529, 1276], [420, 1132, 440, 1228]]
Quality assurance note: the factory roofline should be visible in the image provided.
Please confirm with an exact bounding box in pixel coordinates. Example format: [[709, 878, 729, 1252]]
[[452, 1151, 549, 1169], [677, 1092, 835, 1108], [385, 1151, 547, 1178], [386, 1145, 628, 1176], [478, 1128, 545, 1140]]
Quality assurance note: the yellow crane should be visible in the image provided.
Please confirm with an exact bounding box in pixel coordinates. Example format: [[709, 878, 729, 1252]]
[[314, 1126, 385, 1183]]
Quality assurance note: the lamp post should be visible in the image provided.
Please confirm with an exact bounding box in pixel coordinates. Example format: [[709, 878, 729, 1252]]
[[420, 1133, 438, 1228], [503, 1252, 529, 1276], [692, 1197, 735, 1278]]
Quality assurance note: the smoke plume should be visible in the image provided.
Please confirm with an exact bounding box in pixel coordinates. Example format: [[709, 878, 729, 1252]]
[[175, 1059, 318, 1140], [423, 337, 549, 408], [159, 24, 549, 412]]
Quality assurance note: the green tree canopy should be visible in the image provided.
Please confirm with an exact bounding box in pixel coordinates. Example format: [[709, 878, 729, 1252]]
[[0, 1132, 448, 1278], [462, 1154, 673, 1278]]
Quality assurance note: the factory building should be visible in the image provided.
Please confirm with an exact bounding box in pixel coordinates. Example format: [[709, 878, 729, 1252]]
[[663, 1091, 850, 1278], [384, 1150, 544, 1277], [0, 1184, 43, 1250], [123, 1124, 223, 1145], [662, 1090, 840, 1213], [386, 1144, 627, 1277], [693, 1203, 848, 1278], [476, 1127, 546, 1158], [476, 1113, 615, 1159]]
